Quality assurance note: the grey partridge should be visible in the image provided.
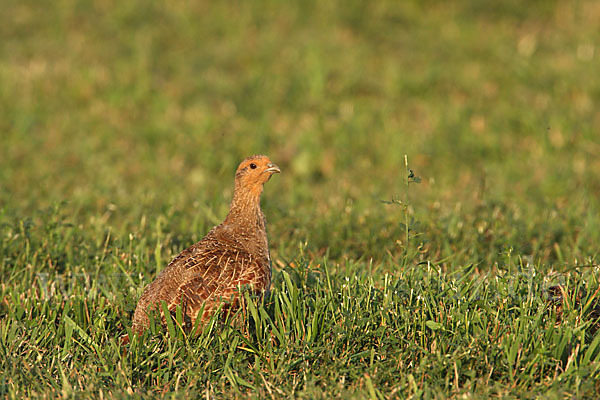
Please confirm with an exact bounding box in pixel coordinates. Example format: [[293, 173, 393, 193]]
[[129, 155, 280, 339]]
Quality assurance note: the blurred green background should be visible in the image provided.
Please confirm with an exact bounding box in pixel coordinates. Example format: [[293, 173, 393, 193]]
[[2, 0, 600, 397], [1, 0, 599, 268]]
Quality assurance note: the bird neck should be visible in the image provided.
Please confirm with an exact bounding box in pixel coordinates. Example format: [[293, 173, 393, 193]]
[[224, 183, 266, 234], [221, 184, 270, 261]]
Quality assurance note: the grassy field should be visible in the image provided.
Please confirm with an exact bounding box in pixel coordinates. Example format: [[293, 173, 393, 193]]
[[1, 0, 600, 397]]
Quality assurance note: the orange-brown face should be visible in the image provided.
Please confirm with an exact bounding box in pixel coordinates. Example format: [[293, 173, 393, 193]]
[[235, 155, 280, 190]]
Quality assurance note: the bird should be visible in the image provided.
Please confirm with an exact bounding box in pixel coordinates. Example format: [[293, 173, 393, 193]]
[[547, 284, 600, 337], [127, 155, 280, 341]]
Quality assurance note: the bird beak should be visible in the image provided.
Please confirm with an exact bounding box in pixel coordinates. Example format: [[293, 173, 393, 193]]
[[265, 163, 281, 174]]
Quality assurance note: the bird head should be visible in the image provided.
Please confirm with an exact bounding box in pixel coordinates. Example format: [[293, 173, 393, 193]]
[[234, 155, 280, 195]]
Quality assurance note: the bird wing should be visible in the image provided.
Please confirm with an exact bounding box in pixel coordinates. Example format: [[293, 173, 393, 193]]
[[159, 239, 269, 330]]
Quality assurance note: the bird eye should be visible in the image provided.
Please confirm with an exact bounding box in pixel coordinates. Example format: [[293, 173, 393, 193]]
[[250, 163, 257, 169]]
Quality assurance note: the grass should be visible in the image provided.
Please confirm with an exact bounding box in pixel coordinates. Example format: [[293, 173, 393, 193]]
[[1, 0, 600, 397]]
